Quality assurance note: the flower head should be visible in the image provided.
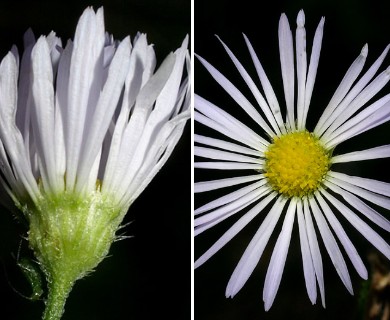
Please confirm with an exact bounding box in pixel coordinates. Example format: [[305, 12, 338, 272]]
[[0, 6, 190, 319], [195, 9, 390, 310]]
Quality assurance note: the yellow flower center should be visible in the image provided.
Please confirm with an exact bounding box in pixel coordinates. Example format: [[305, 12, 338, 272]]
[[264, 131, 331, 198]]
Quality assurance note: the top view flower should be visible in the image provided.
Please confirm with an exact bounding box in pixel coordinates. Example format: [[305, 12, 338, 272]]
[[194, 9, 390, 310], [0, 6, 190, 320]]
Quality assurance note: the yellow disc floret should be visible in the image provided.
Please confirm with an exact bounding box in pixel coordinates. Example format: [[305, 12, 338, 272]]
[[264, 131, 331, 198]]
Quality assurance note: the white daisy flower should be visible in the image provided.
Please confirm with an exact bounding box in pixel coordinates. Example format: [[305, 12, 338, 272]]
[[0, 6, 190, 319], [194, 9, 390, 311]]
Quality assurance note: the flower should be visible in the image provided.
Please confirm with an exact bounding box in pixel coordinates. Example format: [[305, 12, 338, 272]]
[[194, 9, 390, 311], [0, 6, 190, 319]]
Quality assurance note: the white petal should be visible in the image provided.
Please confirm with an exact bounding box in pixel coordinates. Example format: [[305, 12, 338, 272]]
[[65, 8, 105, 189], [329, 171, 390, 197], [0, 52, 39, 200], [315, 45, 368, 136], [216, 36, 281, 135], [297, 201, 317, 304], [196, 54, 275, 137], [195, 187, 270, 236], [31, 37, 58, 192], [316, 192, 367, 279], [194, 162, 263, 170], [194, 174, 262, 193], [120, 109, 190, 206], [321, 189, 390, 260], [195, 179, 267, 215], [226, 197, 287, 298], [326, 175, 390, 210], [243, 34, 285, 132], [76, 37, 131, 192], [303, 198, 326, 307], [303, 17, 324, 127], [195, 186, 266, 227], [325, 98, 390, 148], [325, 179, 390, 232], [195, 192, 276, 268], [194, 146, 261, 163], [296, 10, 307, 130], [55, 40, 72, 178], [103, 51, 176, 194], [263, 199, 296, 311], [195, 110, 265, 153], [195, 96, 267, 151], [195, 134, 260, 157], [332, 144, 390, 163], [309, 196, 353, 294], [278, 13, 295, 130], [323, 67, 390, 140]]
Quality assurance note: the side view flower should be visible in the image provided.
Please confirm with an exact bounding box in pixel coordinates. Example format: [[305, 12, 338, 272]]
[[0, 6, 190, 320], [194, 10, 390, 310]]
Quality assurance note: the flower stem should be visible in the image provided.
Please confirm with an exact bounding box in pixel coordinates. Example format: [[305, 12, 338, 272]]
[[42, 277, 74, 320]]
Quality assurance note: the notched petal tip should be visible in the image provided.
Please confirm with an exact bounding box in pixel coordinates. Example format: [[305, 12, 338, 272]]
[[297, 10, 305, 27], [361, 44, 368, 57]]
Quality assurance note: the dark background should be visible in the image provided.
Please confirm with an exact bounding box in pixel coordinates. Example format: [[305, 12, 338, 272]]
[[0, 0, 190, 319], [195, 0, 390, 320]]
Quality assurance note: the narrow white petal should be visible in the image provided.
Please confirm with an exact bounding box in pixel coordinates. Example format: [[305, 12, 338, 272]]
[[195, 192, 276, 268], [195, 111, 266, 153], [195, 162, 263, 170], [195, 187, 269, 236], [323, 67, 390, 139], [303, 17, 324, 127], [0, 140, 23, 196], [195, 134, 260, 157], [303, 198, 325, 307], [332, 144, 390, 163], [329, 171, 390, 197], [321, 190, 390, 260], [216, 36, 281, 135], [243, 34, 285, 132], [195, 95, 268, 150], [318, 45, 389, 138], [103, 51, 176, 194], [31, 37, 59, 192], [119, 114, 190, 209], [296, 10, 307, 130], [315, 45, 368, 135], [263, 199, 296, 311], [195, 179, 267, 215], [121, 114, 189, 206], [316, 192, 367, 279], [76, 37, 131, 192], [278, 13, 295, 130], [55, 40, 72, 178], [226, 197, 287, 298], [297, 201, 317, 304], [0, 52, 39, 200], [110, 40, 189, 200], [309, 196, 354, 294], [195, 187, 266, 227], [195, 146, 261, 163], [194, 174, 262, 193], [326, 179, 390, 232], [325, 99, 390, 148], [66, 8, 105, 189], [326, 175, 390, 210], [196, 54, 276, 137]]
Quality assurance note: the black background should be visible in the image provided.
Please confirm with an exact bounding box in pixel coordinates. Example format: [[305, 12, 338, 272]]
[[195, 0, 390, 320], [0, 0, 190, 319]]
